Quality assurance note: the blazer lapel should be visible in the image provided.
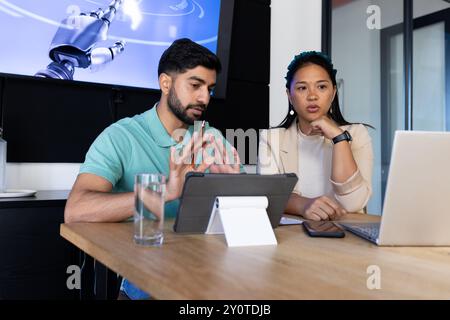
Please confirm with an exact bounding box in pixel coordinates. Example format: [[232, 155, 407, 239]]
[[279, 122, 298, 174]]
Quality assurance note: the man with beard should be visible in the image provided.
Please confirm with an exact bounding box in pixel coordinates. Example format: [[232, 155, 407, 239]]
[[64, 38, 242, 299]]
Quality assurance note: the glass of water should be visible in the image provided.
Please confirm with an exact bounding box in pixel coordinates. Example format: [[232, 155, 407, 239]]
[[134, 173, 166, 247]]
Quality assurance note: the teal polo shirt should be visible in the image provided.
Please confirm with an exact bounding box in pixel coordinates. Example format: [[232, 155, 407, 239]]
[[79, 105, 241, 218]]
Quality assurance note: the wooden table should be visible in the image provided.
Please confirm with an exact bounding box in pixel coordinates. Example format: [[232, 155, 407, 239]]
[[60, 214, 450, 299]]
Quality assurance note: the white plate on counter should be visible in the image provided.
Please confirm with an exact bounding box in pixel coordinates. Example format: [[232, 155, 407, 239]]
[[0, 189, 37, 198]]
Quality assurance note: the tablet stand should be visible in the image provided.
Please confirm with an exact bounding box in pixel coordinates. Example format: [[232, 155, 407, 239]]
[[205, 196, 277, 247]]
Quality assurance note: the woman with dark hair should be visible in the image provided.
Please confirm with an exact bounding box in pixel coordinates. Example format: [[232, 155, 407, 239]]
[[258, 51, 373, 221]]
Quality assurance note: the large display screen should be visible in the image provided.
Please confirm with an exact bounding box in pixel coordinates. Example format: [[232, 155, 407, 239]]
[[0, 0, 224, 91]]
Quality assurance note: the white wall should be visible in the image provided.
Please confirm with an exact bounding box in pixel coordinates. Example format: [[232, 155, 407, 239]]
[[6, 163, 80, 190], [380, 0, 450, 28], [6, 0, 323, 190], [413, 0, 450, 19], [5, 162, 257, 190], [270, 0, 322, 127]]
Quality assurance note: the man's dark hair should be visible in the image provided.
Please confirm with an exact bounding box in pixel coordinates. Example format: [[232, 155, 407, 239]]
[[158, 38, 222, 76]]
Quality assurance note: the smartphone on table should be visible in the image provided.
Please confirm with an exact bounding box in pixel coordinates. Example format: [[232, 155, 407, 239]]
[[303, 221, 345, 238]]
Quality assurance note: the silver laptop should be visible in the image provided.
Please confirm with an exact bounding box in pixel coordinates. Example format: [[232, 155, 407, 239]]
[[340, 131, 450, 246]]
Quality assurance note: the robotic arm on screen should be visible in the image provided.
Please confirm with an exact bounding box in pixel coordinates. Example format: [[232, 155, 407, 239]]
[[35, 0, 126, 80]]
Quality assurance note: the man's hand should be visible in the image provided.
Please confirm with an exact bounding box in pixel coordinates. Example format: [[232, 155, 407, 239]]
[[203, 133, 241, 174], [302, 196, 347, 221], [166, 132, 242, 201], [166, 132, 210, 201]]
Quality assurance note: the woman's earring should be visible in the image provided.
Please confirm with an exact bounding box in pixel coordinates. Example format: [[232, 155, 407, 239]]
[[289, 110, 295, 116]]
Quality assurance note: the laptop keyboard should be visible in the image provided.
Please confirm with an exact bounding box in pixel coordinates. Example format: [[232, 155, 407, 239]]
[[339, 223, 380, 242]]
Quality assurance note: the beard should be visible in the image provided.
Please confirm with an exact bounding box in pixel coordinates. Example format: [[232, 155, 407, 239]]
[[167, 87, 206, 125]]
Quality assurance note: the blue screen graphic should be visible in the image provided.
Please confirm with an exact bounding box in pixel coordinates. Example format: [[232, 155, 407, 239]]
[[0, 0, 221, 90]]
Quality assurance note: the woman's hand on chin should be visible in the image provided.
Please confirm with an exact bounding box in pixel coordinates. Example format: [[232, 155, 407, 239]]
[[308, 116, 343, 140]]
